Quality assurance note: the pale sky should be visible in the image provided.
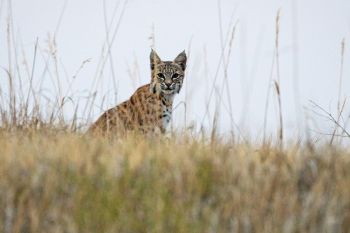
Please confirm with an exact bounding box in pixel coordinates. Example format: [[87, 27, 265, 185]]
[[1, 0, 350, 141]]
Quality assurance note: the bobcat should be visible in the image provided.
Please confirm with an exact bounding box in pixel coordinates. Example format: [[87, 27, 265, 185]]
[[88, 50, 187, 136]]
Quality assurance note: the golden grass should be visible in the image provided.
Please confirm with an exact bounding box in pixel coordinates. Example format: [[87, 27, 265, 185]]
[[0, 131, 349, 233]]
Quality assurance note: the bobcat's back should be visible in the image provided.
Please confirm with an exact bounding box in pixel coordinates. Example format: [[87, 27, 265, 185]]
[[89, 84, 172, 135]]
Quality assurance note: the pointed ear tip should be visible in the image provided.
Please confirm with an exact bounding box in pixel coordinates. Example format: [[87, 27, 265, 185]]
[[150, 49, 160, 58], [179, 50, 187, 58]]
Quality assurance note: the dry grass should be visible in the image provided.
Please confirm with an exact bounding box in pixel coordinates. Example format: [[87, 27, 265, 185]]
[[0, 130, 349, 233], [1, 2, 350, 232]]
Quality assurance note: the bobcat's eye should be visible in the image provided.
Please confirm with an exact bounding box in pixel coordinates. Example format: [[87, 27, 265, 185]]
[[157, 73, 165, 80], [172, 73, 179, 80]]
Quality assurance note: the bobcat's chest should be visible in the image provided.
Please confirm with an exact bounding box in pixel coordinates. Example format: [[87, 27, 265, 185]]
[[161, 105, 172, 130], [159, 95, 174, 131]]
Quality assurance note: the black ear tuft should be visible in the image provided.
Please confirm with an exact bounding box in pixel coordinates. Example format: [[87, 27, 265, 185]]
[[150, 49, 161, 70], [174, 50, 187, 71]]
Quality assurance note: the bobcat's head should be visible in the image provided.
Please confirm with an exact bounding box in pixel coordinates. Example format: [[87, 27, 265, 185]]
[[150, 50, 187, 95]]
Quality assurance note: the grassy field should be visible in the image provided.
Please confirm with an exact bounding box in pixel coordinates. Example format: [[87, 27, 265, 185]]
[[1, 3, 349, 232], [0, 130, 349, 233]]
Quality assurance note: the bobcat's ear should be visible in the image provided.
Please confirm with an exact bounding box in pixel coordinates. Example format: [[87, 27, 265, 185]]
[[174, 50, 187, 71], [150, 49, 161, 70]]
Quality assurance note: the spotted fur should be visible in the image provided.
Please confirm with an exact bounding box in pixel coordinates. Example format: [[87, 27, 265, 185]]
[[88, 50, 187, 136]]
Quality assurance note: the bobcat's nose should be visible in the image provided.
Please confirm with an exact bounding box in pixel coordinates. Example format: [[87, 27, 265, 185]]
[[165, 78, 172, 85]]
